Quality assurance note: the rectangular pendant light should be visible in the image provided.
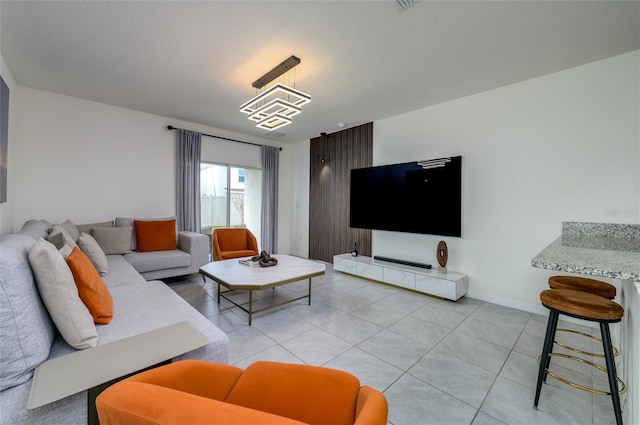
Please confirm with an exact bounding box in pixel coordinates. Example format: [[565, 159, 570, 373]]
[[240, 83, 311, 114], [255, 113, 293, 131], [247, 98, 302, 122], [240, 56, 311, 131]]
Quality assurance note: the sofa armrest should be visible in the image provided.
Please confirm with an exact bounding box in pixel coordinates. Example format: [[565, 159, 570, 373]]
[[177, 232, 209, 267], [355, 386, 388, 425]]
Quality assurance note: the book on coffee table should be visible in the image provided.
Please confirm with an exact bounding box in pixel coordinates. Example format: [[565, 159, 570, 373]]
[[238, 259, 260, 267]]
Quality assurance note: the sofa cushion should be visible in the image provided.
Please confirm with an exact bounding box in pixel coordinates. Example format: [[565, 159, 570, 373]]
[[66, 247, 113, 324], [0, 234, 56, 391], [77, 232, 108, 276], [101, 255, 146, 288], [124, 250, 191, 273], [48, 282, 229, 365], [134, 219, 177, 252], [29, 238, 98, 349], [220, 250, 259, 260], [93, 227, 133, 255], [76, 220, 114, 236], [18, 219, 52, 240]]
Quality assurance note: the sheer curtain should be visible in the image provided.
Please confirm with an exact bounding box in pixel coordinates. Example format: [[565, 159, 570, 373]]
[[261, 146, 279, 253], [176, 129, 201, 232]]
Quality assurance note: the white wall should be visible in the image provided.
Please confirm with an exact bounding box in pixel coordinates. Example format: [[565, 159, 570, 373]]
[[371, 51, 639, 313], [0, 54, 17, 235], [11, 87, 292, 252]]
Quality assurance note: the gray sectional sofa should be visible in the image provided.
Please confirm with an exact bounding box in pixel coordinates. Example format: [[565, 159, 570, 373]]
[[0, 219, 229, 425]]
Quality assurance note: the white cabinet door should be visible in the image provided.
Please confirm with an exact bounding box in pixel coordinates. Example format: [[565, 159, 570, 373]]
[[383, 268, 415, 290], [334, 257, 356, 274], [415, 275, 456, 300], [357, 262, 383, 281]]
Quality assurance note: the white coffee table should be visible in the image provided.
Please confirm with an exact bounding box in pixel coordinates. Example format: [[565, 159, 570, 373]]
[[199, 254, 325, 325]]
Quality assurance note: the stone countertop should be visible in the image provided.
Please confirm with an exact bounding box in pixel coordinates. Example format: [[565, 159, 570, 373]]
[[531, 222, 640, 286]]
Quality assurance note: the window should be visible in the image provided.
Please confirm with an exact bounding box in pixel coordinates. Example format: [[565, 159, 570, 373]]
[[200, 163, 261, 247]]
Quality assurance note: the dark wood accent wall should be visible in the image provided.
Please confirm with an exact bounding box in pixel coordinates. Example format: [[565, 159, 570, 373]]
[[309, 123, 373, 263]]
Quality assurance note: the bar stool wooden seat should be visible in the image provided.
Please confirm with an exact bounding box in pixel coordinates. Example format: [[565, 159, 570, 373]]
[[548, 275, 616, 299], [534, 289, 625, 425], [547, 276, 619, 358]]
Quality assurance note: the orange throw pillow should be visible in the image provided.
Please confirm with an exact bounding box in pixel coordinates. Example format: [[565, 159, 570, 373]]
[[134, 219, 177, 252], [66, 246, 113, 324]]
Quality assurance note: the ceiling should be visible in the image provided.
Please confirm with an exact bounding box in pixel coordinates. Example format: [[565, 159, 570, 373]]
[[1, 1, 639, 143]]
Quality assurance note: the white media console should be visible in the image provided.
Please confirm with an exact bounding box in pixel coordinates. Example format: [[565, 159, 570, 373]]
[[333, 254, 468, 301]]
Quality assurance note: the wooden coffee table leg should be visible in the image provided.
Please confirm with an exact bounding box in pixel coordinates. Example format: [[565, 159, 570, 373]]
[[308, 278, 312, 305], [217, 282, 221, 304]]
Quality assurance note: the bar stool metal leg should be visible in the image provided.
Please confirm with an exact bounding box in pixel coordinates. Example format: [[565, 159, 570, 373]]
[[534, 310, 559, 409], [534, 289, 626, 425], [601, 322, 623, 425]]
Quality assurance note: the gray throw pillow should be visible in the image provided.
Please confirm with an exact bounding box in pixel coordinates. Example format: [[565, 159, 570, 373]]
[[77, 232, 109, 276], [92, 226, 133, 255], [48, 225, 77, 250], [76, 220, 114, 236], [59, 219, 80, 241], [28, 239, 98, 349]]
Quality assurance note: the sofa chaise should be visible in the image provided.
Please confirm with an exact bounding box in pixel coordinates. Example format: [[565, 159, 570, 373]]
[[0, 219, 229, 425]]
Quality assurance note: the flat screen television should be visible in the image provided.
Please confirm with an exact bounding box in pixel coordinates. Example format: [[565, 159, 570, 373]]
[[350, 156, 462, 237]]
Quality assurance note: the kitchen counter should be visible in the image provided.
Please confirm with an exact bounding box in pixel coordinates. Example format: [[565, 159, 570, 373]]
[[532, 221, 640, 425], [532, 221, 640, 288]]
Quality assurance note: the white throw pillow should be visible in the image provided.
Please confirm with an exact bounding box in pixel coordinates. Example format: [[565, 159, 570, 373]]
[[59, 244, 73, 259], [28, 238, 98, 349], [77, 232, 109, 276]]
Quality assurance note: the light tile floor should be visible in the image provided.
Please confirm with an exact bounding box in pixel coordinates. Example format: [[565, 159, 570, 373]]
[[166, 264, 623, 425]]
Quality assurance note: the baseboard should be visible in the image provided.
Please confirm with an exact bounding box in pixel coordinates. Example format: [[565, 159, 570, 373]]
[[466, 290, 598, 329], [466, 290, 545, 315]]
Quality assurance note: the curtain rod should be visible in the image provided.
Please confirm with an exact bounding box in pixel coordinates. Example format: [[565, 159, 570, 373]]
[[167, 125, 282, 151]]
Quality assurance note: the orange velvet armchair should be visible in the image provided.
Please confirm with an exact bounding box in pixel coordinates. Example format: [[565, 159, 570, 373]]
[[212, 228, 259, 261], [96, 360, 388, 425]]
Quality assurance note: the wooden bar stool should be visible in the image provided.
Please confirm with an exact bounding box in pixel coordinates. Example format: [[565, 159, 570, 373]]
[[548, 275, 616, 299], [534, 289, 626, 425], [547, 275, 619, 358]]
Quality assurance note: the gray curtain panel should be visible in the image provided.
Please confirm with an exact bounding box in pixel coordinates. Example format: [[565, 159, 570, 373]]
[[261, 145, 279, 253], [176, 129, 201, 232]]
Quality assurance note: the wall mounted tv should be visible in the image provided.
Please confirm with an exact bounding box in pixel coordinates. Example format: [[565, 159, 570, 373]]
[[350, 156, 462, 237]]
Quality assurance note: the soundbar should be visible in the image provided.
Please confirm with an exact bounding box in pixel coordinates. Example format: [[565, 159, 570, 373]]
[[373, 256, 432, 269]]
